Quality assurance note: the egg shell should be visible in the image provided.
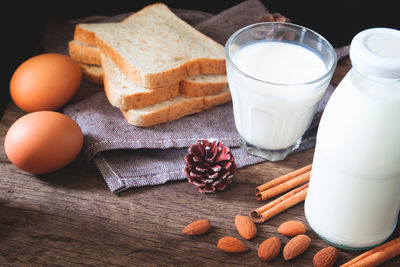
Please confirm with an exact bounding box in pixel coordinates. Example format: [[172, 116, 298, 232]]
[[4, 111, 83, 174], [10, 53, 82, 112]]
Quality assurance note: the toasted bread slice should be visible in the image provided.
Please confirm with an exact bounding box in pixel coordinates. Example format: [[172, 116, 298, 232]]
[[80, 3, 225, 89], [101, 53, 179, 109]]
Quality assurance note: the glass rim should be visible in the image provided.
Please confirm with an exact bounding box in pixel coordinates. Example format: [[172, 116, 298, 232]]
[[225, 22, 338, 86]]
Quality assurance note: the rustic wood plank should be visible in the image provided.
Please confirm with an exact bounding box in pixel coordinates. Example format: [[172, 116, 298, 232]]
[[1, 56, 399, 266]]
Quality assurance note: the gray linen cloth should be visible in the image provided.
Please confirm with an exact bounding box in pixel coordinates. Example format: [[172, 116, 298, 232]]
[[44, 0, 350, 193]]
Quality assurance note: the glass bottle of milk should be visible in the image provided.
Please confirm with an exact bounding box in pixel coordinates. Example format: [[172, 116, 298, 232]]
[[305, 28, 400, 250]]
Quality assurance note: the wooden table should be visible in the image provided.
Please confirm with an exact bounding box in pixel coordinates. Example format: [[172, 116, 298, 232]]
[[1, 57, 399, 266]]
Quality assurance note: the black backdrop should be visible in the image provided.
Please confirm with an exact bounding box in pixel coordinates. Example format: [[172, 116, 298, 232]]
[[2, 0, 399, 118]]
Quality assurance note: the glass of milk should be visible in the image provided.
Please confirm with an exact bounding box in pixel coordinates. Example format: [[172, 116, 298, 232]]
[[225, 22, 337, 161]]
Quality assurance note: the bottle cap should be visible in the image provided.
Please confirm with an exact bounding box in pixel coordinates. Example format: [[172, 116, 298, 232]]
[[350, 28, 400, 79]]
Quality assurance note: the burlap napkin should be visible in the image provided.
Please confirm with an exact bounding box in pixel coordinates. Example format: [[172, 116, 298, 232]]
[[42, 0, 350, 193]]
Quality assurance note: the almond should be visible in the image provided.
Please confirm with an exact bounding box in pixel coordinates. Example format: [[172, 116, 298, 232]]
[[313, 246, 338, 267], [258, 236, 281, 262], [235, 215, 257, 240], [278, 220, 306, 237], [217, 236, 248, 253], [182, 219, 211, 236], [283, 234, 311, 260]]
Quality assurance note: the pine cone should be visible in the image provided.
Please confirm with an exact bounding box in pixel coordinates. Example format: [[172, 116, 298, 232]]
[[258, 12, 291, 23], [184, 140, 237, 193]]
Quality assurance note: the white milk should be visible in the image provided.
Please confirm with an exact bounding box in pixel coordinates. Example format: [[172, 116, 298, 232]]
[[305, 28, 400, 249], [233, 42, 327, 84], [228, 41, 328, 152]]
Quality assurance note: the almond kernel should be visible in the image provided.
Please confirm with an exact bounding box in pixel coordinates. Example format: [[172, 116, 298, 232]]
[[258, 236, 281, 262], [313, 246, 338, 267], [182, 219, 211, 235], [217, 236, 248, 253], [235, 215, 257, 240], [283, 234, 311, 260], [278, 220, 306, 237]]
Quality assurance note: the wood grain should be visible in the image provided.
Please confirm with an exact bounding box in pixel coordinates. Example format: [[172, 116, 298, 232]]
[[1, 57, 399, 266]]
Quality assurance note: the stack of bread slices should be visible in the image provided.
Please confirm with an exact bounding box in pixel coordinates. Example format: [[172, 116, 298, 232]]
[[68, 3, 231, 127]]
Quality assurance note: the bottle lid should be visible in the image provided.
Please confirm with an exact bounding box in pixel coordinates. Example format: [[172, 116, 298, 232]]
[[350, 28, 400, 79]]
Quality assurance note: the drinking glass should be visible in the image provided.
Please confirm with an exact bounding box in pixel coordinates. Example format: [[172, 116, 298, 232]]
[[225, 22, 337, 161]]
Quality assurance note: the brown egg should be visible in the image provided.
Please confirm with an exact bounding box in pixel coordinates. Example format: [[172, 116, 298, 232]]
[[4, 111, 83, 174], [10, 53, 82, 112]]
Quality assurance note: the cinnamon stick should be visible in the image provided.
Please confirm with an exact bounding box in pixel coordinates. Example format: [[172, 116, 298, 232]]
[[340, 237, 400, 267], [256, 171, 310, 201], [250, 183, 309, 219], [250, 187, 308, 223], [255, 164, 312, 194]]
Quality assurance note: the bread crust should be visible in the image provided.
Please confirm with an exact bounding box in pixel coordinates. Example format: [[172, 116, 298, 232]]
[[204, 87, 232, 109], [73, 39, 228, 97], [78, 63, 103, 85], [180, 78, 227, 97], [120, 87, 231, 127], [72, 3, 227, 89], [120, 97, 204, 127], [72, 3, 232, 127], [74, 25, 97, 46], [101, 54, 179, 109], [103, 72, 179, 110], [69, 41, 102, 65], [91, 3, 226, 88], [97, 34, 225, 89]]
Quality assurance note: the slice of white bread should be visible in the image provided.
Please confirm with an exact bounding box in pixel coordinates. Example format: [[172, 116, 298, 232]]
[[69, 40, 102, 65], [180, 74, 228, 97], [71, 4, 227, 95], [70, 40, 228, 97], [78, 63, 103, 85], [73, 12, 137, 46], [121, 86, 231, 127], [78, 59, 228, 98], [82, 3, 225, 89], [101, 54, 179, 109], [101, 52, 231, 127]]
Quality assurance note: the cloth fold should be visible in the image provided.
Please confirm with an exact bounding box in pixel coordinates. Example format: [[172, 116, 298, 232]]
[[51, 0, 350, 193]]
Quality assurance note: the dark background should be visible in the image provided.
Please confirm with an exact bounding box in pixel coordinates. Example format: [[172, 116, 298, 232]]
[[2, 0, 399, 118]]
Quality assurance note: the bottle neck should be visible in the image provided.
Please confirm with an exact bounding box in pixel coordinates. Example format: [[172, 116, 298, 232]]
[[352, 65, 400, 84], [350, 65, 400, 99]]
